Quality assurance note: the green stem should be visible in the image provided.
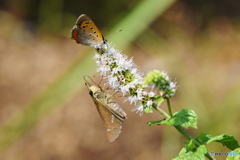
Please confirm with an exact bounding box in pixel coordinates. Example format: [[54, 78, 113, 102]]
[[166, 98, 173, 117], [152, 104, 170, 118], [154, 99, 213, 160], [174, 125, 213, 160]]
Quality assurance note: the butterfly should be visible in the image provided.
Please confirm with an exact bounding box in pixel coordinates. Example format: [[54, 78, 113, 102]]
[[71, 14, 108, 52], [85, 78, 127, 142]]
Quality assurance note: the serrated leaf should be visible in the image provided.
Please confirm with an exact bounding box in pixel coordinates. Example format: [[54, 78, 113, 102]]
[[147, 109, 198, 128], [209, 134, 239, 150], [196, 133, 212, 144], [178, 147, 187, 156], [172, 109, 198, 129], [196, 133, 240, 150], [173, 145, 207, 160], [226, 148, 240, 160]]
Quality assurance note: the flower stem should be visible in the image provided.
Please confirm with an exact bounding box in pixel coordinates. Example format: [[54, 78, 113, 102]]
[[154, 99, 213, 160], [166, 98, 173, 117], [152, 104, 170, 118], [174, 125, 213, 160]]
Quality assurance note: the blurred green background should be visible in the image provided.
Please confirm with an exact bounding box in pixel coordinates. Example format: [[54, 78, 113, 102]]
[[0, 0, 240, 159]]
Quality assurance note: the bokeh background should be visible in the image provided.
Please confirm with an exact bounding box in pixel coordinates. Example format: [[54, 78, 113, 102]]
[[0, 0, 240, 159]]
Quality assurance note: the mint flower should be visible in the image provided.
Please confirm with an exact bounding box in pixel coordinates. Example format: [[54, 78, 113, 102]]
[[144, 70, 177, 98], [94, 44, 155, 115]]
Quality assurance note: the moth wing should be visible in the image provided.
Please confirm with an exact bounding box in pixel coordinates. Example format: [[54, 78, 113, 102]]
[[95, 100, 126, 142]]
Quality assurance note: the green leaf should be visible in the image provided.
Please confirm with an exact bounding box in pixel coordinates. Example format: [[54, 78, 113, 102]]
[[172, 109, 198, 129], [196, 133, 240, 150], [149, 109, 198, 128], [147, 109, 198, 129], [143, 106, 153, 113], [156, 95, 164, 106], [196, 133, 212, 144], [210, 134, 240, 150], [152, 95, 163, 101], [147, 119, 166, 126], [183, 139, 196, 151], [227, 148, 240, 160], [173, 145, 207, 160], [209, 135, 240, 150]]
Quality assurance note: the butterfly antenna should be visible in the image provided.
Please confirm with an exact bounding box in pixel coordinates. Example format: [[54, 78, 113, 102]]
[[105, 29, 122, 39]]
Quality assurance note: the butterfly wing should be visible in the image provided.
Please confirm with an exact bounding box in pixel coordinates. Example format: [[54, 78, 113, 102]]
[[71, 14, 105, 48]]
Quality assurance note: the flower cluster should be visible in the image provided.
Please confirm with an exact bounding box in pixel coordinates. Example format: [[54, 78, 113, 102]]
[[144, 70, 177, 98], [94, 44, 177, 114], [94, 44, 156, 114]]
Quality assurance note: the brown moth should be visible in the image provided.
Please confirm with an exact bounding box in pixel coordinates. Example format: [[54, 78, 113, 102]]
[[87, 85, 127, 142]]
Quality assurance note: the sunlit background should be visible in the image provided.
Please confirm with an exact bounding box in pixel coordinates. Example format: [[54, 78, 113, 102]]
[[0, 0, 240, 159]]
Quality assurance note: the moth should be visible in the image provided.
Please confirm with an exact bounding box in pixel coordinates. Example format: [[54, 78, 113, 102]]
[[86, 80, 127, 142]]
